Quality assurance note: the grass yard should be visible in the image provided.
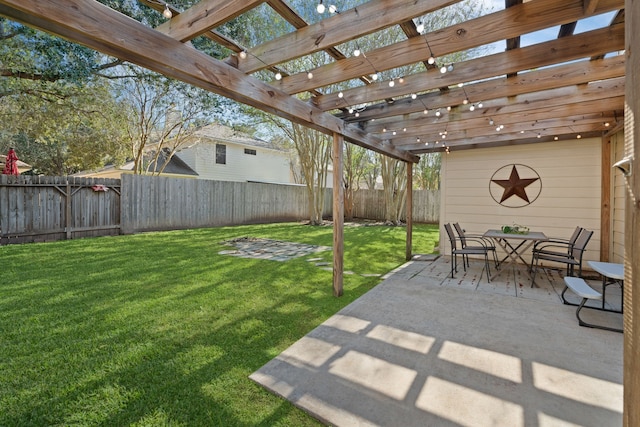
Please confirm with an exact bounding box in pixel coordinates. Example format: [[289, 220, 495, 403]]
[[0, 222, 439, 426]]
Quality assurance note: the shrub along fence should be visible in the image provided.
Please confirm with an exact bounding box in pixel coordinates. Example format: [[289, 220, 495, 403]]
[[1, 174, 439, 244]]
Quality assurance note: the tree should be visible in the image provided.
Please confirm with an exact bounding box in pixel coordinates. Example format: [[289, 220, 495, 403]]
[[290, 123, 331, 225], [380, 155, 408, 225], [0, 80, 129, 175], [343, 143, 369, 220], [114, 66, 219, 175], [414, 152, 441, 190]]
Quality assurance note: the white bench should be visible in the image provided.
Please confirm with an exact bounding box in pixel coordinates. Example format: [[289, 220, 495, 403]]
[[561, 277, 622, 332]]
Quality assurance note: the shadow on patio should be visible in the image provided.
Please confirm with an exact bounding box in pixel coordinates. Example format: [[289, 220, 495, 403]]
[[251, 256, 623, 427]]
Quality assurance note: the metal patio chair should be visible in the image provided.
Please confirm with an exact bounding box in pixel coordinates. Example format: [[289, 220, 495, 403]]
[[453, 222, 499, 269], [529, 226, 583, 273], [444, 223, 491, 282], [530, 229, 593, 287]]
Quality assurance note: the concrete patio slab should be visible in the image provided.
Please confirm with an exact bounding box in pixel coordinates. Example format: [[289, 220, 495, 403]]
[[250, 257, 623, 427]]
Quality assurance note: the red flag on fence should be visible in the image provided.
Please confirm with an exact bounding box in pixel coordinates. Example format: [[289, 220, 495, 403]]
[[2, 148, 19, 175]]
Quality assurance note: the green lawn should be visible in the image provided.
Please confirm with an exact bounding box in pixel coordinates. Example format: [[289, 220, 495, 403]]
[[0, 222, 439, 426]]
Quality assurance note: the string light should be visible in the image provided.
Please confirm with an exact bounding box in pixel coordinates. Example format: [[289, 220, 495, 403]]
[[307, 71, 313, 79], [163, 4, 172, 18], [239, 50, 247, 59], [316, 1, 325, 13], [275, 72, 282, 80]]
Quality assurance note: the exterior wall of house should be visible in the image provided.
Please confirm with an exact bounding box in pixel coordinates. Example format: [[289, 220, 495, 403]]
[[439, 138, 602, 266], [179, 141, 291, 184], [610, 129, 626, 263]]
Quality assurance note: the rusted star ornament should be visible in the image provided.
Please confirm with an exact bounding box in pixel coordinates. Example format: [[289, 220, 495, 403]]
[[491, 165, 540, 203]]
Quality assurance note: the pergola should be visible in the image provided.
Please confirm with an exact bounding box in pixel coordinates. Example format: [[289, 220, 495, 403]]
[[0, 0, 637, 424]]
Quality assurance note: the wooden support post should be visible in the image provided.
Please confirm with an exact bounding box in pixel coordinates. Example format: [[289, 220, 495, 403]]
[[406, 162, 413, 261], [332, 132, 344, 297], [624, 1, 639, 424], [601, 135, 611, 262]]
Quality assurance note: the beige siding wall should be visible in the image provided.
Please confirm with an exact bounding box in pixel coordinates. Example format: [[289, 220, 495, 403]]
[[440, 138, 602, 265], [611, 129, 626, 263], [180, 142, 291, 183]]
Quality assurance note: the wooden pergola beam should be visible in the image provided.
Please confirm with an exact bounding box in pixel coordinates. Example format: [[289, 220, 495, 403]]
[[392, 111, 621, 147], [0, 0, 417, 163], [155, 0, 266, 42], [275, 0, 623, 95], [344, 55, 625, 123], [235, 0, 461, 73], [393, 97, 624, 149]]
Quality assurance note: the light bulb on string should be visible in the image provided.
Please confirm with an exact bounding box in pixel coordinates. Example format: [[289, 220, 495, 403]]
[[338, 92, 344, 98], [328, 4, 337, 13], [371, 73, 378, 81], [239, 50, 247, 59], [275, 72, 282, 80], [353, 48, 361, 57], [163, 4, 172, 18], [316, 1, 325, 13], [416, 21, 425, 33], [307, 71, 313, 79], [440, 65, 447, 74]]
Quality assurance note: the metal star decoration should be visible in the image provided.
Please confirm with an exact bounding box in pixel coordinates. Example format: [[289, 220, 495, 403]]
[[491, 165, 540, 203]]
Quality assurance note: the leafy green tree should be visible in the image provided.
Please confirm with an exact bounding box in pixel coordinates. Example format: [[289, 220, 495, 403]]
[[0, 81, 128, 175], [414, 153, 441, 190], [343, 143, 368, 220], [380, 155, 408, 225]]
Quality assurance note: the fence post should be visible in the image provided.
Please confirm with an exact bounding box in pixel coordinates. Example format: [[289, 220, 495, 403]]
[[66, 177, 72, 240]]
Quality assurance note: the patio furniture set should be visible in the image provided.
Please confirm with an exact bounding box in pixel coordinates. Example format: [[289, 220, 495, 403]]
[[445, 223, 623, 332]]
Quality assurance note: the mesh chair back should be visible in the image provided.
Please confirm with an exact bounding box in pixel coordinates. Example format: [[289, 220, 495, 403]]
[[568, 226, 583, 246], [571, 229, 593, 259], [453, 223, 467, 246], [444, 223, 457, 250]]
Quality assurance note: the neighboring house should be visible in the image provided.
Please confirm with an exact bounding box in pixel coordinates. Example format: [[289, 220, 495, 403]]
[[178, 123, 292, 184], [74, 150, 199, 179], [76, 123, 292, 183]]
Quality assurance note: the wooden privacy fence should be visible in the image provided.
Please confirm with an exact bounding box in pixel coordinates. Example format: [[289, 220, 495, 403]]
[[351, 189, 439, 223], [0, 175, 121, 244], [1, 174, 440, 244], [121, 174, 310, 233]]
